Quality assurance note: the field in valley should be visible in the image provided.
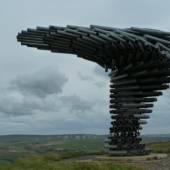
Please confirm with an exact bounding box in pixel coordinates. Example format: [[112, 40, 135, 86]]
[[0, 134, 169, 169]]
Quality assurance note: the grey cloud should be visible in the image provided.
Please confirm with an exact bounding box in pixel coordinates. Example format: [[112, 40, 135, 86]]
[[94, 81, 106, 88], [77, 72, 93, 81], [60, 95, 94, 115], [0, 84, 109, 134], [0, 91, 35, 116], [0, 68, 68, 116], [92, 66, 109, 88], [77, 67, 109, 88], [94, 66, 109, 79], [0, 91, 60, 116], [0, 69, 95, 117], [11, 68, 68, 98], [0, 0, 170, 134]]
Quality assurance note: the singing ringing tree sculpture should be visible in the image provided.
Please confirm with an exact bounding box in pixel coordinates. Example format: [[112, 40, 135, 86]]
[[17, 25, 170, 156]]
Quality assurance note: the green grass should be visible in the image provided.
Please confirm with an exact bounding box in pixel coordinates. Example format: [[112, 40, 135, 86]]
[[0, 138, 104, 164], [0, 155, 144, 170], [0, 136, 170, 169], [53, 138, 104, 152], [147, 141, 170, 153]]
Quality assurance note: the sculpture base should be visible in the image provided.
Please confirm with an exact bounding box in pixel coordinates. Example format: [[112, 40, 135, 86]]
[[105, 142, 151, 156], [108, 149, 151, 156]]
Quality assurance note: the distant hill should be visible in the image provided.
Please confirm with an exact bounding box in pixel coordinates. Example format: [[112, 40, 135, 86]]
[[0, 134, 169, 164], [142, 134, 170, 143], [0, 134, 170, 143]]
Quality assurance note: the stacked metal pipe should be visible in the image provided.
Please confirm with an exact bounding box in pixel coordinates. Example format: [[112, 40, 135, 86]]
[[17, 25, 170, 156]]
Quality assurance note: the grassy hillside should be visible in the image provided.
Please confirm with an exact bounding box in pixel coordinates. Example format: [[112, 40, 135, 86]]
[[0, 154, 144, 170], [0, 134, 170, 164], [0, 137, 105, 165], [147, 142, 170, 153], [0, 134, 169, 169], [142, 134, 170, 143], [0, 161, 143, 170]]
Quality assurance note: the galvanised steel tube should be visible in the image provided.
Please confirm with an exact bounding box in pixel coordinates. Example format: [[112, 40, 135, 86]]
[[17, 25, 170, 156]]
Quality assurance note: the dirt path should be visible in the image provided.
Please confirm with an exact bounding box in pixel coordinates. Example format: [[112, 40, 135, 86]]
[[135, 155, 170, 170], [67, 154, 170, 170]]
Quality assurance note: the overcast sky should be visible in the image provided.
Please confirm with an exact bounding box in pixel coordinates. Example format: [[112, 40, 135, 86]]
[[0, 0, 170, 135]]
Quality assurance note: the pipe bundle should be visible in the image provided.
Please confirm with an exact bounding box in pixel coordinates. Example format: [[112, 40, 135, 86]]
[[17, 25, 170, 156]]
